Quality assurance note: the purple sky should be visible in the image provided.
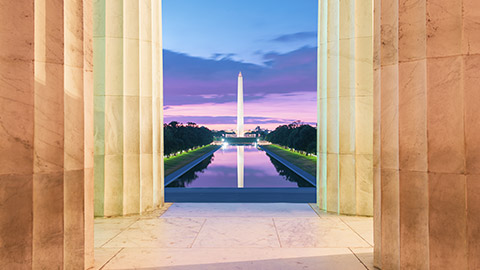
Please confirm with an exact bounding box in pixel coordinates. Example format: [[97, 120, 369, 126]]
[[163, 0, 318, 130]]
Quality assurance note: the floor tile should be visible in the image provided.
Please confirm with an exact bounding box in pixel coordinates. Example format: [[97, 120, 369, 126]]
[[102, 218, 205, 248], [350, 247, 375, 270], [340, 217, 374, 246], [193, 218, 280, 248], [102, 247, 368, 270], [138, 203, 173, 219], [274, 217, 371, 248], [94, 203, 375, 269], [94, 217, 139, 247], [94, 248, 122, 270], [162, 203, 318, 218]]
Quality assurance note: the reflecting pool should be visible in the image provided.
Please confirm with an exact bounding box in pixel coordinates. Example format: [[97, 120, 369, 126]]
[[166, 145, 314, 188]]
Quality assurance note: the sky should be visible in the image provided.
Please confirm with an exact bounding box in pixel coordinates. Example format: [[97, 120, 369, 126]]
[[163, 0, 318, 131]]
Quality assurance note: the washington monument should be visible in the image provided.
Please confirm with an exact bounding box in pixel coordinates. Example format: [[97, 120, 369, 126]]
[[237, 72, 244, 137]]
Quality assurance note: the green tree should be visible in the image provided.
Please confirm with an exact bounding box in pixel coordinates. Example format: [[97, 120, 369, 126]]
[[163, 121, 213, 156], [266, 122, 316, 154]]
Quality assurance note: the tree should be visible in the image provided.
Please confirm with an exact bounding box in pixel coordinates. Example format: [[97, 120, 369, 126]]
[[266, 122, 317, 154], [163, 122, 213, 156]]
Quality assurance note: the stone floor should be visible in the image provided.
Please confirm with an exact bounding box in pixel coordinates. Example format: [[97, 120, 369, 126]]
[[94, 203, 374, 270]]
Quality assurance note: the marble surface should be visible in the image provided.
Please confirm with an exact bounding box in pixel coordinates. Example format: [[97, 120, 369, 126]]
[[162, 203, 319, 217], [317, 0, 374, 217], [0, 0, 94, 268], [100, 248, 369, 270], [373, 0, 480, 268], [274, 217, 370, 248], [95, 203, 374, 270], [94, 217, 139, 248], [93, 0, 164, 218], [193, 218, 279, 248], [94, 248, 122, 270], [339, 216, 374, 246], [103, 218, 205, 248]]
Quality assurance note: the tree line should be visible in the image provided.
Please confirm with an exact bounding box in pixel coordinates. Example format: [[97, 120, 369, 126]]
[[265, 121, 316, 154], [164, 121, 213, 156]]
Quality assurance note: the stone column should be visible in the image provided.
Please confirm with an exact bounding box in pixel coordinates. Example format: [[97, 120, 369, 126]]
[[152, 0, 164, 206], [94, 0, 163, 217], [139, 0, 154, 212], [0, 0, 93, 268], [317, 0, 373, 216], [353, 0, 374, 217], [374, 0, 480, 268], [123, 0, 141, 215]]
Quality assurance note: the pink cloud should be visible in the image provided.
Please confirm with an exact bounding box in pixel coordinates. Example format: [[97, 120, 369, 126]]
[[164, 91, 316, 130]]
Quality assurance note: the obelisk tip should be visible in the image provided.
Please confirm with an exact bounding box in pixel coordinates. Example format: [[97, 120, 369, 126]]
[[238, 72, 242, 77]]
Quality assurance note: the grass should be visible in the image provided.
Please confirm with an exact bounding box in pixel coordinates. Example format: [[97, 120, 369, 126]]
[[261, 144, 316, 176], [164, 144, 219, 176]]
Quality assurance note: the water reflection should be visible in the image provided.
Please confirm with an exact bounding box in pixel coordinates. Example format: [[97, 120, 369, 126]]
[[237, 146, 244, 188], [266, 155, 314, 187], [166, 155, 214, 187], [166, 145, 314, 188]]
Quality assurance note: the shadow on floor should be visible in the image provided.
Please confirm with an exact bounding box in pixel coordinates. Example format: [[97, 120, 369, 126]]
[[102, 252, 375, 270]]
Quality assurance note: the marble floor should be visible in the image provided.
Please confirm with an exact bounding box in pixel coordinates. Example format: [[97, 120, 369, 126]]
[[94, 203, 374, 270]]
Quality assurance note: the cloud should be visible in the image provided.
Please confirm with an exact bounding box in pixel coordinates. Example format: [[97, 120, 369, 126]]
[[271, 31, 317, 43], [210, 53, 237, 60], [164, 116, 293, 125], [199, 94, 224, 99], [163, 46, 317, 130], [163, 46, 317, 106], [164, 91, 317, 130]]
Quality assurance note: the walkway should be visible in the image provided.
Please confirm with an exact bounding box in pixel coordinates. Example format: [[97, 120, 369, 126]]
[[94, 203, 374, 269]]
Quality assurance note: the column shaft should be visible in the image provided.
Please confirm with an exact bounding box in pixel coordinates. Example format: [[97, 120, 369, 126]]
[[338, 0, 356, 215], [374, 0, 480, 268], [123, 0, 141, 215], [354, 0, 374, 216], [317, 0, 328, 211], [33, 0, 65, 267], [93, 0, 163, 217], [104, 0, 124, 216], [152, 0, 164, 206], [0, 1, 35, 267], [0, 0, 93, 268], [326, 0, 340, 213], [139, 0, 154, 212], [317, 0, 373, 216]]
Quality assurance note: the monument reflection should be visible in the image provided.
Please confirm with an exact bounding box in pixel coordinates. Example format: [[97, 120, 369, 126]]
[[166, 145, 313, 188], [237, 146, 244, 188]]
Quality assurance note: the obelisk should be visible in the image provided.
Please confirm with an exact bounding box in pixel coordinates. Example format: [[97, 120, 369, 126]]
[[237, 72, 244, 137]]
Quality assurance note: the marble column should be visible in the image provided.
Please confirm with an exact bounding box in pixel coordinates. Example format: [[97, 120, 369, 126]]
[[93, 0, 163, 217], [152, 0, 164, 208], [0, 0, 94, 268], [374, 0, 480, 269], [317, 0, 373, 216]]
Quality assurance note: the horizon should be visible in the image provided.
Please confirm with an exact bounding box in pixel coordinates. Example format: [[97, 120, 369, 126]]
[[163, 119, 317, 133], [163, 0, 318, 130]]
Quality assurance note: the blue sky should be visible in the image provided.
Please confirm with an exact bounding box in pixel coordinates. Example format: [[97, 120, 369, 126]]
[[163, 0, 318, 130]]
